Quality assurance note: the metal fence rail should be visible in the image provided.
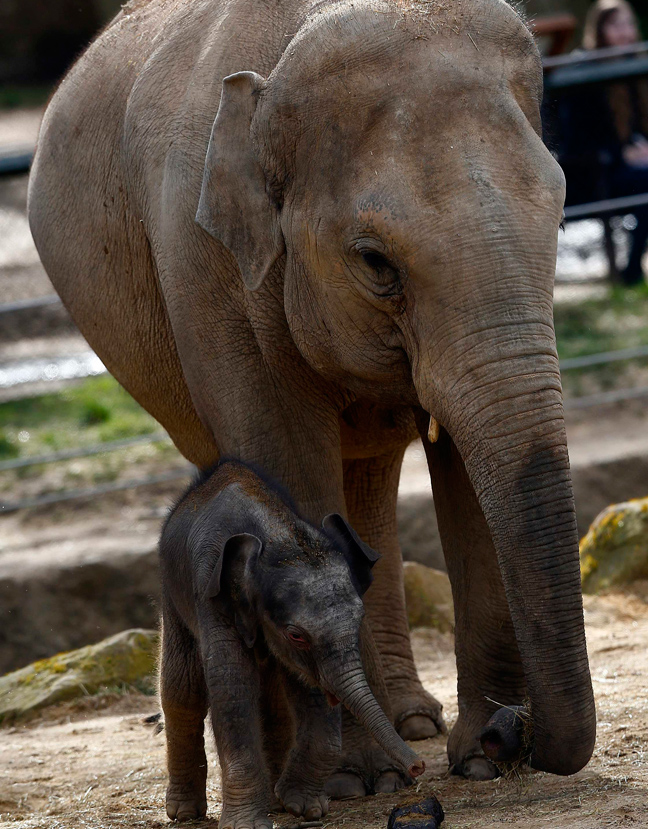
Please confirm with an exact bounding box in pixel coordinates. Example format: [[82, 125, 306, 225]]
[[0, 431, 170, 472], [0, 468, 193, 514], [0, 342, 646, 471], [564, 385, 648, 410], [0, 295, 62, 315], [0, 146, 33, 177], [0, 341, 647, 512], [560, 343, 648, 370]]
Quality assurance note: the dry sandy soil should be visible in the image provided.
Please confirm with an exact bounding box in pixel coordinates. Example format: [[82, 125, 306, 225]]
[[1, 590, 647, 829]]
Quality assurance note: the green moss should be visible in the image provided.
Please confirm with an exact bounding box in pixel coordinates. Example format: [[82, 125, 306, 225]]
[[580, 497, 648, 593], [0, 629, 159, 725]]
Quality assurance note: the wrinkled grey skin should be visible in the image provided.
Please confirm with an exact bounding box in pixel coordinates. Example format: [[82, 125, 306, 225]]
[[29, 0, 595, 794], [159, 460, 424, 828]]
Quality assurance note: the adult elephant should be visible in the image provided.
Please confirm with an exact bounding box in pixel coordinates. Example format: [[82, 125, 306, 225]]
[[29, 0, 595, 794]]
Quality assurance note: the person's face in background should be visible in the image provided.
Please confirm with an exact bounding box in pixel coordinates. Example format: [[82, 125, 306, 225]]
[[601, 6, 640, 47]]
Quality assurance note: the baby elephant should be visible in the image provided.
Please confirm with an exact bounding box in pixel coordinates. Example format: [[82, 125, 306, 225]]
[[159, 460, 424, 829]]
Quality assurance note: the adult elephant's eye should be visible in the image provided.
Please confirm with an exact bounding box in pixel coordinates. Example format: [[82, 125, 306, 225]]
[[357, 248, 401, 295]]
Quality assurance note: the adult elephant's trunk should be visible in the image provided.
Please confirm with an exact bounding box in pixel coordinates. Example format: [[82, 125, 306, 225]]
[[413, 320, 596, 776], [320, 651, 425, 778]]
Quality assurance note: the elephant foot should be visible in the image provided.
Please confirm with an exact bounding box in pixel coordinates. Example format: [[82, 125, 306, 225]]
[[398, 713, 439, 741], [166, 786, 208, 821], [325, 771, 366, 800], [275, 775, 329, 819], [450, 753, 499, 781], [325, 748, 413, 799], [447, 713, 500, 781], [219, 805, 273, 829], [393, 691, 447, 742], [276, 790, 328, 820]]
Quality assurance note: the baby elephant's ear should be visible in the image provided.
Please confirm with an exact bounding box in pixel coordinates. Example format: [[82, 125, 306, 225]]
[[322, 513, 381, 596], [205, 533, 262, 599]]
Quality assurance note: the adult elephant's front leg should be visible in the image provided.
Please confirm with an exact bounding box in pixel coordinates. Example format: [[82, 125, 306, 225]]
[[343, 451, 446, 740]]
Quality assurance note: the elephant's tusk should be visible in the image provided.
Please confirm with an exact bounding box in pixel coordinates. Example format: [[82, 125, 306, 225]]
[[427, 416, 440, 444]]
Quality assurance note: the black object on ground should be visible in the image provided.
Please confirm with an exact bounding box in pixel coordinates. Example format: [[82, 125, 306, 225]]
[[480, 704, 530, 765], [387, 796, 444, 828]]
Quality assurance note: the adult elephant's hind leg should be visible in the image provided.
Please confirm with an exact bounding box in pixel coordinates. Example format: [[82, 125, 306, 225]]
[[344, 451, 445, 738]]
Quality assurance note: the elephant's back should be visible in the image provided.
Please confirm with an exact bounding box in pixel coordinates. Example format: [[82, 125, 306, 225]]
[[28, 0, 228, 467], [27, 0, 320, 468]]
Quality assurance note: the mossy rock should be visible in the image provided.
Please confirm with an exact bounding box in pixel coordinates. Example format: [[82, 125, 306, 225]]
[[0, 629, 158, 725], [403, 562, 454, 632], [580, 497, 648, 593]]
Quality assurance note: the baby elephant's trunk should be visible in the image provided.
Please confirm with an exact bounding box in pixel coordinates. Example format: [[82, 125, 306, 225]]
[[321, 656, 425, 779]]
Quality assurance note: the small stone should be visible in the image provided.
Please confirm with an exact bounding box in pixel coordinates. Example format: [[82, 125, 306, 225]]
[[387, 796, 444, 828]]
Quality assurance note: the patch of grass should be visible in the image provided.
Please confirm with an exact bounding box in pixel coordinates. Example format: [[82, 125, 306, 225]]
[[0, 375, 160, 461], [554, 284, 648, 396], [0, 430, 19, 460], [554, 284, 648, 359], [0, 85, 51, 110]]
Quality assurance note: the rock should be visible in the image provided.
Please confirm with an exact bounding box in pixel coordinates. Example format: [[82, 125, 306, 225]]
[[0, 628, 158, 725], [0, 538, 160, 674], [387, 796, 444, 828], [580, 497, 648, 593], [403, 562, 454, 632], [397, 494, 445, 571]]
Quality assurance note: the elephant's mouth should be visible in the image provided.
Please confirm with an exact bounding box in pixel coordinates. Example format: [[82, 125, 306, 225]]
[[325, 691, 341, 707]]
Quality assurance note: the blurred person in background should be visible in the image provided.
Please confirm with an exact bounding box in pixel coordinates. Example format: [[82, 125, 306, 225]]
[[561, 0, 648, 285]]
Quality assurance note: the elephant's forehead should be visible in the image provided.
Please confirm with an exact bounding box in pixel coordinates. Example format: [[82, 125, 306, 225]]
[[267, 559, 360, 615], [271, 0, 538, 100]]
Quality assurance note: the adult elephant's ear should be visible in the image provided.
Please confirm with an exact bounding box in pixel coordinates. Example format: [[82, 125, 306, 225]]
[[322, 513, 381, 596], [195, 71, 284, 290]]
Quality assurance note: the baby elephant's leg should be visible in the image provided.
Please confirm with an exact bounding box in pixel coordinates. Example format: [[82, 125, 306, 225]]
[[275, 676, 341, 821], [160, 606, 209, 821], [259, 657, 295, 796], [204, 626, 273, 829]]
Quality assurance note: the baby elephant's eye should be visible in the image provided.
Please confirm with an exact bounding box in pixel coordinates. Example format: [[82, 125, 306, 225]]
[[285, 626, 310, 650]]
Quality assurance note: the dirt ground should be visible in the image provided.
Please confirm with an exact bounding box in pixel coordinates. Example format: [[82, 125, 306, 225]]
[[1, 590, 647, 829]]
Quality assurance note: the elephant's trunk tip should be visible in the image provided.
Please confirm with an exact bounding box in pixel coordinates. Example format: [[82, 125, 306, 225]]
[[480, 702, 595, 776], [479, 705, 531, 766], [409, 757, 426, 778]]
